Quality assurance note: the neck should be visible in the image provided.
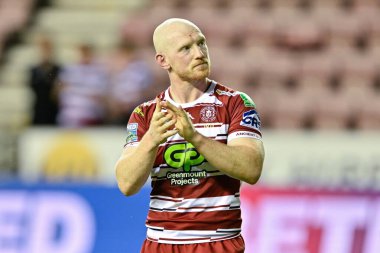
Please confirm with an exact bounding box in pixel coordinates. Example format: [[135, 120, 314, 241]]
[[168, 77, 209, 104]]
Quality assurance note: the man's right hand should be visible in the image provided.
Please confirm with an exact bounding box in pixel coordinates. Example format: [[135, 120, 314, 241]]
[[145, 97, 178, 146]]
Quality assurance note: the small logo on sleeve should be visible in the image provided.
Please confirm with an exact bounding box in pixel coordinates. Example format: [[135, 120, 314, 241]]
[[126, 123, 138, 144], [133, 106, 144, 117], [239, 92, 256, 107], [240, 110, 261, 131]]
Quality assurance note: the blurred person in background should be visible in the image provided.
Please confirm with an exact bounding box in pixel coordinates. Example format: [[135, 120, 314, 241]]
[[115, 18, 265, 253], [56, 43, 107, 127], [106, 40, 154, 125], [29, 36, 61, 125]]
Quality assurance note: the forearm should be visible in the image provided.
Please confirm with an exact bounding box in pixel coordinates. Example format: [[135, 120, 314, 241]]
[[115, 136, 158, 196], [190, 132, 264, 184]]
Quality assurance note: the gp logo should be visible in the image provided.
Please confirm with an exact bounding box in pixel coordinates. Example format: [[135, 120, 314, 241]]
[[164, 143, 205, 172]]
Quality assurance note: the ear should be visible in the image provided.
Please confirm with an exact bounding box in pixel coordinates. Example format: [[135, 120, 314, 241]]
[[155, 54, 171, 70]]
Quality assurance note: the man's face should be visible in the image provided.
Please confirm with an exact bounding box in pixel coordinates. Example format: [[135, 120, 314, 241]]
[[164, 25, 210, 81]]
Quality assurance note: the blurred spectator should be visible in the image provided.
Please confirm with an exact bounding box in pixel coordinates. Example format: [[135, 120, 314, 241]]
[[29, 36, 61, 125], [57, 43, 107, 127], [106, 40, 154, 125]]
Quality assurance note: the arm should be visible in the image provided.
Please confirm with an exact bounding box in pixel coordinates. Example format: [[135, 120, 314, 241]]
[[191, 133, 264, 184], [115, 98, 178, 196], [162, 100, 265, 185]]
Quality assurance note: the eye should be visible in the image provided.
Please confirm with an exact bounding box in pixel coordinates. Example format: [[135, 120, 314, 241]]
[[181, 45, 190, 52]]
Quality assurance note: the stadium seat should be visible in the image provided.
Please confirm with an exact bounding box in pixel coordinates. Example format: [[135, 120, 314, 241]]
[[0, 86, 32, 128], [341, 52, 378, 91], [313, 91, 353, 129], [242, 9, 277, 48], [273, 17, 327, 51], [299, 51, 343, 92], [357, 94, 380, 129], [268, 88, 313, 129], [209, 47, 251, 87], [258, 50, 298, 89], [54, 0, 145, 10], [325, 11, 367, 49]]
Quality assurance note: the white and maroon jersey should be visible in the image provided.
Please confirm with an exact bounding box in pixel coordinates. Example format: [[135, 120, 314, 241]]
[[125, 79, 262, 244]]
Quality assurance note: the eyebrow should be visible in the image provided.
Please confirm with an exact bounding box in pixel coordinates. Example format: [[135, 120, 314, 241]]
[[177, 34, 206, 50]]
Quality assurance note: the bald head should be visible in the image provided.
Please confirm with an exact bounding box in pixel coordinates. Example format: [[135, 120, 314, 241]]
[[153, 18, 201, 54]]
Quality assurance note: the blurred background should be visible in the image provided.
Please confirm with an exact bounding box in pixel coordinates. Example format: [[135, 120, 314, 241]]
[[0, 0, 379, 252]]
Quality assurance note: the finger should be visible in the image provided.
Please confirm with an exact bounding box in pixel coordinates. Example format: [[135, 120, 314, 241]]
[[157, 113, 173, 125], [153, 111, 165, 121], [162, 100, 181, 114], [177, 105, 188, 116], [162, 128, 179, 139], [158, 118, 176, 132], [155, 97, 162, 113]]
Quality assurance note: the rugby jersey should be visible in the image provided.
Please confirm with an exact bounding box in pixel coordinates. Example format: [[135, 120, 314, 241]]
[[125, 79, 262, 244]]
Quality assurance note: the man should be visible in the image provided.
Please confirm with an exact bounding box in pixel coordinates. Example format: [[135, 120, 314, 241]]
[[57, 43, 107, 127], [115, 18, 265, 253], [29, 36, 60, 125]]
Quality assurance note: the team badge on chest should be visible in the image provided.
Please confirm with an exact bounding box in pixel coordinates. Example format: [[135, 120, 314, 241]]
[[200, 106, 217, 122]]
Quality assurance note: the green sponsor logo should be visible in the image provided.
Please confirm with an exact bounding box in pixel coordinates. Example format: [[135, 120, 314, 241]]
[[164, 143, 205, 172], [239, 92, 256, 107]]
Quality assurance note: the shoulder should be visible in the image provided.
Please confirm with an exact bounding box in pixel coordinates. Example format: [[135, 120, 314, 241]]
[[212, 81, 256, 109], [130, 90, 165, 119]]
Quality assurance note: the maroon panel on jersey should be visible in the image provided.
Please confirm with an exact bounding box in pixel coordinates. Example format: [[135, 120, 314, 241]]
[[147, 209, 242, 230]]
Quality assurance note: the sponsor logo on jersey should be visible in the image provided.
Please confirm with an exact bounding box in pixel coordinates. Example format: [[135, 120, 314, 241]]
[[133, 106, 144, 117], [126, 123, 138, 144], [200, 106, 217, 122], [240, 110, 261, 131], [239, 92, 256, 107], [164, 143, 206, 186], [235, 131, 261, 139]]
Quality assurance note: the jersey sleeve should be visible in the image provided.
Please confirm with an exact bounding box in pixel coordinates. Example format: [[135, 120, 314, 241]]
[[227, 92, 262, 142], [124, 105, 149, 147]]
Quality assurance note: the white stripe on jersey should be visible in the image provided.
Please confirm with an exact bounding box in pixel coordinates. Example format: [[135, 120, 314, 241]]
[[164, 80, 223, 108], [160, 124, 229, 145], [228, 131, 262, 142], [149, 194, 240, 212], [146, 227, 241, 244]]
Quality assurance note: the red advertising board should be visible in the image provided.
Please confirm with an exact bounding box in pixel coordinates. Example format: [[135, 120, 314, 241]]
[[241, 187, 380, 253]]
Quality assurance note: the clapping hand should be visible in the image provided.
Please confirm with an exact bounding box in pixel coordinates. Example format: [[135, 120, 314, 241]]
[[146, 98, 178, 146]]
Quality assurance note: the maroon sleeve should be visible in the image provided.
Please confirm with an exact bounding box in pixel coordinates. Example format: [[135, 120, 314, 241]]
[[227, 92, 262, 142]]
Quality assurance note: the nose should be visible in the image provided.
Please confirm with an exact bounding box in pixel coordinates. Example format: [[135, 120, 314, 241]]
[[194, 45, 206, 59]]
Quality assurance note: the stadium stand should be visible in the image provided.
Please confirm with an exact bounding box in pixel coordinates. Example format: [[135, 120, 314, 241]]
[[0, 0, 379, 132]]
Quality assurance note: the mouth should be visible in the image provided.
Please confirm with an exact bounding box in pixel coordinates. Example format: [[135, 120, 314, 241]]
[[194, 62, 208, 68]]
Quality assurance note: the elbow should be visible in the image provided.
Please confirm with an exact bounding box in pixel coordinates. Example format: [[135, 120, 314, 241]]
[[245, 172, 261, 185], [245, 161, 264, 185], [117, 182, 139, 197]]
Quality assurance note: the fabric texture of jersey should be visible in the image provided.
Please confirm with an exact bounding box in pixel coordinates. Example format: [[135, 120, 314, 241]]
[[125, 79, 262, 244]]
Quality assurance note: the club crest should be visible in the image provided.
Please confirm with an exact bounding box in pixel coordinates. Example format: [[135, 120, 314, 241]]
[[200, 106, 217, 122]]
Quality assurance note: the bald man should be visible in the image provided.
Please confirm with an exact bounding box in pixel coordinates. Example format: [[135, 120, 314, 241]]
[[115, 18, 265, 253]]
